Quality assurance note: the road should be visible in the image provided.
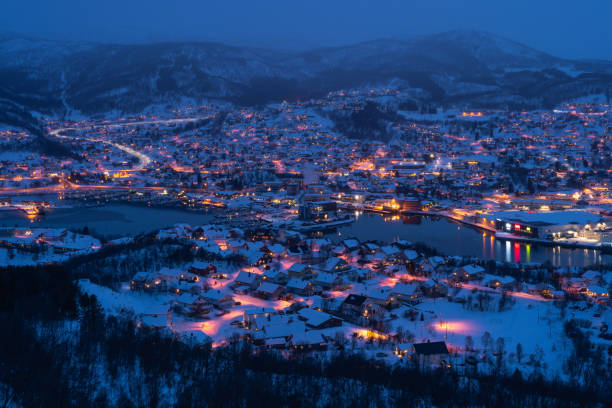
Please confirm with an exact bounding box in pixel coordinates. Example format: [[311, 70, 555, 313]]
[[0, 116, 217, 195], [48, 116, 213, 172]]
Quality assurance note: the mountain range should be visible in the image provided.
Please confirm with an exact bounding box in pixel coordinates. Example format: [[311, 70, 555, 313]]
[[1, 30, 611, 120]]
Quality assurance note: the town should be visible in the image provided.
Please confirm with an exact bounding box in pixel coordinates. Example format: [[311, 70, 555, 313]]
[[1, 90, 611, 251], [1, 88, 610, 387], [2, 3, 612, 403]]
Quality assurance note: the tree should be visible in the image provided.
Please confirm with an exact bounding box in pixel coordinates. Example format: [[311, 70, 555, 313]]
[[465, 335, 474, 352], [481, 331, 492, 351], [495, 337, 506, 376]]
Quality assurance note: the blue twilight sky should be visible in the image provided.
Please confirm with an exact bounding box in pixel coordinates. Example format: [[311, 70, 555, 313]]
[[1, 0, 611, 60]]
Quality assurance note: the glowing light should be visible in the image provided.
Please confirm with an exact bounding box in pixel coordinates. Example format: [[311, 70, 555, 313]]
[[433, 321, 474, 334]]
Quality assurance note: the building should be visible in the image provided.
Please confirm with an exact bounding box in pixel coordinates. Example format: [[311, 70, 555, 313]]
[[298, 201, 337, 221], [486, 210, 604, 240], [288, 263, 312, 278], [340, 294, 367, 316], [398, 341, 450, 366], [255, 282, 284, 300], [297, 307, 342, 329], [200, 290, 234, 309]]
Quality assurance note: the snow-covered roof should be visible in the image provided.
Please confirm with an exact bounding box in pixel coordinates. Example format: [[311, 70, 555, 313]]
[[258, 282, 281, 294], [486, 210, 601, 226], [298, 307, 339, 327]]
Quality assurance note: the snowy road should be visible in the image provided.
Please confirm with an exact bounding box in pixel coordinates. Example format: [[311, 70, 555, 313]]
[[48, 116, 212, 172]]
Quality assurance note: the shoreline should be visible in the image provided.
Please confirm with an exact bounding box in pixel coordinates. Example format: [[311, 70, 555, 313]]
[[398, 210, 609, 252]]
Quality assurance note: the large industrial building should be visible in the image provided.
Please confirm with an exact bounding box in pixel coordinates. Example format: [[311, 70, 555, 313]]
[[484, 210, 607, 240]]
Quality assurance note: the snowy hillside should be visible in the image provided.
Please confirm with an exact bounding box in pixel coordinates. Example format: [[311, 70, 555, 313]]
[[0, 30, 611, 117]]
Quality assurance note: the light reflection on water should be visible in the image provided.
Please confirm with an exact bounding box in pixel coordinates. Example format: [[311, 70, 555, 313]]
[[334, 213, 609, 267], [0, 205, 609, 267]]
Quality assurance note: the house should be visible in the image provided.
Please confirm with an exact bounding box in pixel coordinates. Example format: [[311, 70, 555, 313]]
[[290, 332, 329, 352], [354, 267, 376, 280], [549, 290, 566, 300], [323, 257, 350, 273], [251, 251, 273, 266], [391, 283, 421, 304], [175, 281, 202, 295], [413, 341, 449, 357], [135, 272, 177, 293], [288, 263, 312, 278], [190, 226, 207, 241], [448, 288, 470, 304], [251, 317, 305, 346], [366, 287, 397, 308], [308, 238, 332, 254], [181, 329, 212, 345], [564, 277, 587, 297], [531, 282, 554, 298], [228, 239, 249, 253], [139, 313, 169, 330], [286, 278, 313, 296], [255, 282, 284, 300], [380, 245, 403, 264], [233, 270, 262, 291], [584, 286, 610, 304], [262, 268, 289, 285], [312, 296, 344, 313], [394, 343, 412, 357], [243, 308, 275, 329], [178, 271, 200, 283], [312, 272, 343, 290], [297, 307, 342, 329], [362, 242, 380, 254], [173, 293, 211, 317], [201, 290, 234, 309], [483, 275, 517, 291], [403, 249, 419, 262], [267, 243, 288, 258], [340, 294, 367, 316], [362, 301, 387, 321], [189, 262, 217, 276], [419, 256, 446, 275], [450, 264, 485, 283], [342, 238, 360, 252], [420, 279, 448, 297], [397, 341, 450, 365], [130, 272, 151, 290], [262, 337, 288, 349]]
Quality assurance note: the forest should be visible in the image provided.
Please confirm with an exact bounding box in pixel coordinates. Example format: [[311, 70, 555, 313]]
[[0, 260, 610, 407]]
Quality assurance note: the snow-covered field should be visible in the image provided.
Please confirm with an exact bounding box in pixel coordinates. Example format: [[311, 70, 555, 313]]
[[0, 246, 69, 265]]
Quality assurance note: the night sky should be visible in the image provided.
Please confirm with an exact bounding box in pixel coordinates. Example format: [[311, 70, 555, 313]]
[[2, 0, 611, 60]]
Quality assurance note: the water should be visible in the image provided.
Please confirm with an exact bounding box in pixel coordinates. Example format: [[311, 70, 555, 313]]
[[0, 204, 608, 267], [333, 213, 610, 267], [0, 204, 216, 237]]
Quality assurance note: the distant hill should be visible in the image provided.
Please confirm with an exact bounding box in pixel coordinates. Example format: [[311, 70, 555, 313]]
[[1, 30, 611, 118]]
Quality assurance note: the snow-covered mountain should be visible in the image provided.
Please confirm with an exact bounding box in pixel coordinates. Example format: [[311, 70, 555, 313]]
[[1, 30, 611, 117]]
